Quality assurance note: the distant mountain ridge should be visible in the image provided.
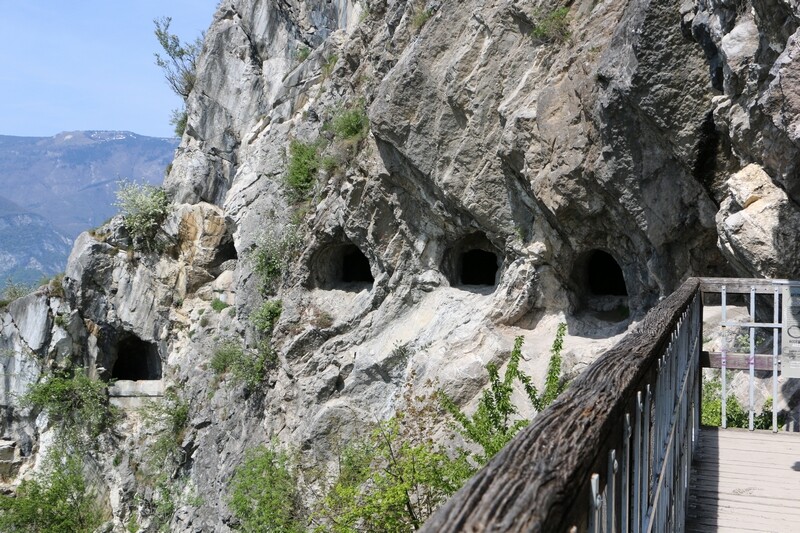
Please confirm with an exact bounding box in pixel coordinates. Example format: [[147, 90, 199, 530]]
[[0, 131, 178, 283]]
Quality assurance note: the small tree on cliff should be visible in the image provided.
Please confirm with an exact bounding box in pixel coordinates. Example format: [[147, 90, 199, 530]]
[[153, 16, 203, 136]]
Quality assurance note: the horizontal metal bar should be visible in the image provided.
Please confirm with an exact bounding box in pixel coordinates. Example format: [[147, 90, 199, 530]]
[[701, 351, 779, 371]]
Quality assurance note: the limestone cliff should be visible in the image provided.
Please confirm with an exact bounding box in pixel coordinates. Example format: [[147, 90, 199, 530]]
[[3, 0, 800, 530]]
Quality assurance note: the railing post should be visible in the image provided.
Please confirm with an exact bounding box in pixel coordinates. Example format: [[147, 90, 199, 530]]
[[622, 413, 631, 533], [640, 385, 651, 532], [633, 392, 643, 533], [749, 286, 756, 431], [773, 285, 780, 432], [721, 285, 727, 428], [607, 449, 617, 533]]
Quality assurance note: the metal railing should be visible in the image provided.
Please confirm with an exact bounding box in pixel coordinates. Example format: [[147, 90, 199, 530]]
[[586, 289, 700, 533], [698, 278, 798, 432], [423, 277, 797, 532]]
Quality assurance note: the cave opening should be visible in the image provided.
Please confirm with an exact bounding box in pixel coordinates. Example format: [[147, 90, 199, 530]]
[[111, 334, 162, 381], [341, 245, 374, 283], [311, 242, 375, 289], [586, 250, 627, 296], [571, 249, 630, 323], [441, 232, 503, 291], [217, 240, 238, 263], [460, 249, 499, 286]]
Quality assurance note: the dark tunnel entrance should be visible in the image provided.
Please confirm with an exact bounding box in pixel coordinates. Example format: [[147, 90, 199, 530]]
[[311, 242, 375, 289], [586, 250, 628, 296], [341, 245, 374, 283], [442, 233, 503, 291], [112, 334, 162, 381], [460, 249, 499, 286], [571, 249, 630, 322]]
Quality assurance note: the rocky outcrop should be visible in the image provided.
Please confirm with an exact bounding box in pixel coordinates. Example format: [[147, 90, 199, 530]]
[[717, 163, 800, 277], [4, 0, 800, 530]]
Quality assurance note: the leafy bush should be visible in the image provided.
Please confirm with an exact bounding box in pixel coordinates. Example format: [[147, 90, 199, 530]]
[[296, 47, 310, 62], [229, 446, 304, 533], [251, 300, 282, 336], [251, 229, 301, 295], [114, 180, 170, 252], [138, 389, 191, 531], [285, 140, 320, 201], [411, 8, 434, 29], [701, 374, 784, 429], [46, 273, 65, 298], [170, 108, 188, 137], [441, 324, 567, 462], [211, 298, 230, 312], [331, 107, 369, 141], [531, 7, 570, 43], [313, 412, 473, 532], [140, 388, 190, 468], [0, 452, 103, 533], [22, 370, 118, 447], [210, 340, 265, 390], [1, 278, 35, 305], [322, 54, 338, 78]]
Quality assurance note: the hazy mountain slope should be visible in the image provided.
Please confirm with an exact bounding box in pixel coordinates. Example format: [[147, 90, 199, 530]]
[[0, 131, 178, 282], [0, 131, 178, 239], [0, 195, 71, 284]]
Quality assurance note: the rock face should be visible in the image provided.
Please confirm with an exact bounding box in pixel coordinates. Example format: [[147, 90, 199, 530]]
[[3, 0, 800, 530]]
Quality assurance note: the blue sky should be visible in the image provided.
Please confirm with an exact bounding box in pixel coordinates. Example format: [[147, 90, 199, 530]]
[[0, 1, 218, 138]]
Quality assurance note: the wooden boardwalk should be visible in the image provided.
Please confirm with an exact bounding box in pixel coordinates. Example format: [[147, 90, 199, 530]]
[[686, 427, 800, 532]]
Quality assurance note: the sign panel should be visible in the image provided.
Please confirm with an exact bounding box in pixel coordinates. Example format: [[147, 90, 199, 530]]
[[782, 286, 800, 378]]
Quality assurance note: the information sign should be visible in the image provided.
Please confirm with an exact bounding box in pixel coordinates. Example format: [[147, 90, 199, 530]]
[[782, 285, 800, 378]]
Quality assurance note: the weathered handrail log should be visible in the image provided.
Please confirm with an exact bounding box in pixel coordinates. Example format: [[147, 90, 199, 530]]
[[422, 278, 701, 532]]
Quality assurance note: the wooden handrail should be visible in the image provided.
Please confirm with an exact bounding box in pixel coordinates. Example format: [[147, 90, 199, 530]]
[[421, 278, 701, 532]]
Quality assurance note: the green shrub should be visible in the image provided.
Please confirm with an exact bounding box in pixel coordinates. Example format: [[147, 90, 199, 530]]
[[140, 388, 189, 472], [54, 313, 69, 329], [531, 7, 570, 43], [47, 273, 65, 298], [22, 370, 118, 448], [137, 389, 190, 531], [701, 375, 784, 429], [211, 298, 230, 312], [0, 452, 104, 533], [321, 155, 340, 174], [170, 108, 188, 137], [1, 278, 35, 303], [441, 324, 567, 462], [229, 446, 304, 533], [313, 395, 474, 532], [411, 8, 434, 29], [251, 229, 300, 295], [114, 180, 171, 252], [251, 300, 282, 336], [331, 107, 369, 141], [210, 340, 265, 390], [285, 140, 320, 201], [322, 54, 338, 78], [296, 47, 310, 62]]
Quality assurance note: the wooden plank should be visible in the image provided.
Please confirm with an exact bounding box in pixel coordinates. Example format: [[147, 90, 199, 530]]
[[699, 277, 787, 294], [701, 351, 777, 370], [420, 278, 702, 532], [686, 427, 800, 533]]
